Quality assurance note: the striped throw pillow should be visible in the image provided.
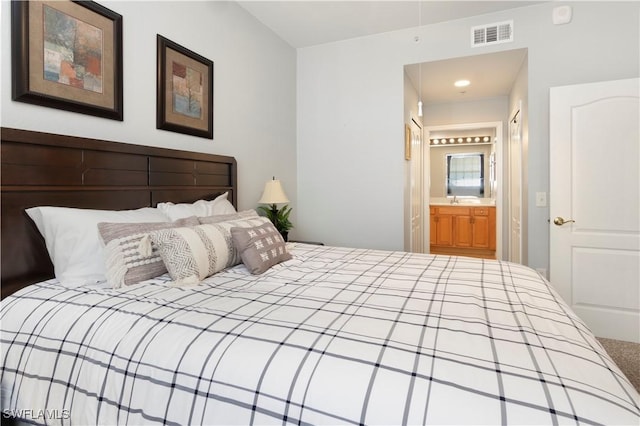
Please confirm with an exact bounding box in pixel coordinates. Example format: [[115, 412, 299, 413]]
[[198, 209, 258, 225], [98, 217, 199, 288], [146, 216, 269, 286]]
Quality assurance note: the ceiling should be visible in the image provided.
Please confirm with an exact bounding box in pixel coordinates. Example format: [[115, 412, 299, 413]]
[[237, 1, 544, 49], [237, 1, 537, 104], [406, 48, 527, 105]]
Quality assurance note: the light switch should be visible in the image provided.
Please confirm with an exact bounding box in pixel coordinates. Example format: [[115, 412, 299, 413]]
[[536, 192, 547, 207]]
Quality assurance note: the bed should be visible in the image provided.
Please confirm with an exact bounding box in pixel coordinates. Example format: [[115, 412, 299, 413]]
[[1, 128, 639, 425]]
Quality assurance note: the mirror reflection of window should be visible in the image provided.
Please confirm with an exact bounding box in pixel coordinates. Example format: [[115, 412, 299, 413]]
[[446, 153, 484, 197]]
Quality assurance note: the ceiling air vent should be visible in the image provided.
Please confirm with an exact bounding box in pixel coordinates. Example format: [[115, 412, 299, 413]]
[[471, 20, 513, 47]]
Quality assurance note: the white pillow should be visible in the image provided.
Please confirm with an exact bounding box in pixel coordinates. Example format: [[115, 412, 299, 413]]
[[156, 199, 209, 221], [26, 206, 170, 285], [208, 192, 237, 215], [157, 192, 236, 220]]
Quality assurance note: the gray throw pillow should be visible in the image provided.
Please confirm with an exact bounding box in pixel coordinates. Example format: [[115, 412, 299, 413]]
[[198, 209, 258, 224], [231, 222, 292, 274]]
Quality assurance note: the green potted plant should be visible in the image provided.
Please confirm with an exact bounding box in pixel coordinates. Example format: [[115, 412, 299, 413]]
[[258, 204, 293, 241]]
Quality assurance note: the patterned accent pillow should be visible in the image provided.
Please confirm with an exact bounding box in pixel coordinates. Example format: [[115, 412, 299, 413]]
[[98, 217, 199, 288], [146, 216, 270, 286], [231, 222, 292, 274]]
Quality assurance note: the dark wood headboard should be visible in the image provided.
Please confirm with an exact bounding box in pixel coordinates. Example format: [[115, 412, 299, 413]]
[[1, 127, 237, 298]]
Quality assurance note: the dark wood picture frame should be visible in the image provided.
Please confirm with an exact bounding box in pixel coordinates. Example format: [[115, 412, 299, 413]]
[[11, 0, 123, 121], [157, 35, 214, 139]]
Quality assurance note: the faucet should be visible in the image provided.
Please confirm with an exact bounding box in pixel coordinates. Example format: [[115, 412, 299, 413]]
[[450, 195, 458, 204]]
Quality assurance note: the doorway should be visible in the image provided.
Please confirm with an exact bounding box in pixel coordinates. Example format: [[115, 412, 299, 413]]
[[403, 48, 528, 262], [425, 122, 503, 260]]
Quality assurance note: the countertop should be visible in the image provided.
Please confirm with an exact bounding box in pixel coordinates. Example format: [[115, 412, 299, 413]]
[[430, 198, 496, 207]]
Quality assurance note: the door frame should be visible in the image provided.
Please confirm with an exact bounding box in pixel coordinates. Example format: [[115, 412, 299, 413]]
[[408, 115, 425, 253], [508, 102, 523, 264], [424, 121, 503, 259]]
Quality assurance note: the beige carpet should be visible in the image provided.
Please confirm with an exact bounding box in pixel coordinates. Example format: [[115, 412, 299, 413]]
[[597, 337, 640, 392]]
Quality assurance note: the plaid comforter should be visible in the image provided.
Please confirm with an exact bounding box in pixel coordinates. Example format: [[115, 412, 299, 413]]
[[2, 244, 639, 425]]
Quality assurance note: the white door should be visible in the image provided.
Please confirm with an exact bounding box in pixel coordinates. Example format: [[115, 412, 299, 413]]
[[409, 118, 424, 253], [550, 78, 639, 343], [508, 107, 522, 264]]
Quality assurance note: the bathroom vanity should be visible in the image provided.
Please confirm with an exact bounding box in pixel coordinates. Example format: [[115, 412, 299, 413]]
[[430, 204, 496, 259]]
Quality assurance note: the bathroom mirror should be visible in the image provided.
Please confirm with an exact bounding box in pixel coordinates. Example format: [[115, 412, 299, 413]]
[[446, 153, 484, 196], [429, 136, 495, 199]]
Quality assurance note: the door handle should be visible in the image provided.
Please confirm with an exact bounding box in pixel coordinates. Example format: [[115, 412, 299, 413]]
[[553, 217, 575, 226]]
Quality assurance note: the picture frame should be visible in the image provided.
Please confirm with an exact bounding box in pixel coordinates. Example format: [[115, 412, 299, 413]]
[[405, 124, 412, 160], [157, 35, 214, 139], [11, 0, 123, 121]]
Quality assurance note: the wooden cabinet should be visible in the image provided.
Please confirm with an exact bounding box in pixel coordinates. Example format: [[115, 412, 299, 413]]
[[430, 207, 453, 246], [430, 205, 496, 258], [453, 214, 473, 247], [470, 207, 493, 249]]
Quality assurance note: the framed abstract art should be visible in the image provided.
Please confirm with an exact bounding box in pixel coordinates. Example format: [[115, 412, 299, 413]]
[[11, 0, 123, 120], [156, 35, 214, 139]]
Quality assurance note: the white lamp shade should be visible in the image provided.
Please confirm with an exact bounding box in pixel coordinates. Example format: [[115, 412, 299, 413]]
[[258, 179, 289, 204]]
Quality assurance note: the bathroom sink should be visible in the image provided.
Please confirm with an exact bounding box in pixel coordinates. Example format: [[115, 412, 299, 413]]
[[429, 198, 495, 206]]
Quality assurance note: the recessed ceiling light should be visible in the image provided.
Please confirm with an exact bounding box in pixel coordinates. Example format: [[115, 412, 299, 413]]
[[454, 79, 471, 87]]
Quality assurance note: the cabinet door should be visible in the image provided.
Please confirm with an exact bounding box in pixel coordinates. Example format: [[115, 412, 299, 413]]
[[472, 216, 490, 249], [436, 215, 453, 246], [453, 215, 472, 247], [489, 207, 496, 250], [430, 214, 437, 245]]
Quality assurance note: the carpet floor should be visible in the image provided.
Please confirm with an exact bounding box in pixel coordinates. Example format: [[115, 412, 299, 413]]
[[597, 337, 640, 392]]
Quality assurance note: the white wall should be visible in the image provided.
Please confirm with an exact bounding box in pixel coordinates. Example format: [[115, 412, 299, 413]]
[[296, 2, 639, 275], [0, 1, 297, 218], [423, 97, 509, 129]]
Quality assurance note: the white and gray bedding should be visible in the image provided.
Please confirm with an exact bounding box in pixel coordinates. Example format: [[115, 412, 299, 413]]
[[1, 243, 639, 425]]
